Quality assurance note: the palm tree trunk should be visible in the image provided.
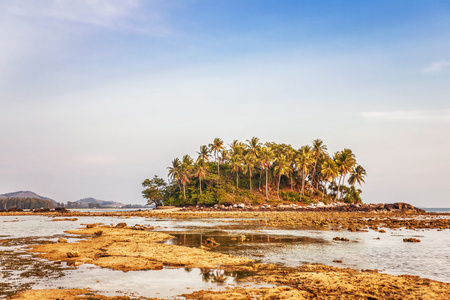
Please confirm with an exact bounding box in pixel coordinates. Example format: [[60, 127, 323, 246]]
[[321, 181, 325, 201], [290, 173, 293, 191], [277, 174, 281, 200], [216, 153, 220, 178], [265, 169, 269, 200], [301, 174, 306, 196], [336, 175, 343, 201], [312, 157, 318, 188], [339, 175, 347, 200], [249, 170, 252, 193], [236, 172, 239, 189], [199, 178, 202, 195], [183, 184, 186, 199], [259, 171, 263, 191]]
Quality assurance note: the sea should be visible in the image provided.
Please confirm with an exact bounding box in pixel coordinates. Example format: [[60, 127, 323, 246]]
[[422, 207, 450, 213]]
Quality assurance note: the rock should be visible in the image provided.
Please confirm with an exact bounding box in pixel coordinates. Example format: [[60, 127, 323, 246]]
[[86, 224, 96, 228], [333, 237, 349, 242], [58, 238, 68, 243], [238, 235, 246, 242], [94, 230, 103, 236], [403, 238, 421, 243], [200, 245, 211, 251], [379, 229, 386, 233], [333, 260, 343, 263], [203, 238, 220, 248], [115, 222, 127, 228], [67, 261, 82, 267], [66, 251, 80, 258]]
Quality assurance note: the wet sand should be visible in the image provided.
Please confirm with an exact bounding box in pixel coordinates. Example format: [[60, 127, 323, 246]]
[[30, 224, 252, 272]]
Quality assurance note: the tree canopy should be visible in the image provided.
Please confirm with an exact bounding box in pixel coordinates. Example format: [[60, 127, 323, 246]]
[[142, 137, 367, 207], [141, 175, 168, 207]]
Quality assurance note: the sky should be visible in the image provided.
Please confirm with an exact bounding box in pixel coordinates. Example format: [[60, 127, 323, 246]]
[[1, 0, 449, 207]]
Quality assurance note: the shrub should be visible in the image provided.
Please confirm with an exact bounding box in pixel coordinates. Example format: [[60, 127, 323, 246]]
[[280, 191, 301, 202]]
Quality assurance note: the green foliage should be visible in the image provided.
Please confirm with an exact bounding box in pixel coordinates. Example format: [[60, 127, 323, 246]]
[[197, 191, 216, 206], [301, 196, 316, 205], [342, 186, 363, 204], [0, 198, 55, 210], [141, 175, 168, 207], [280, 191, 301, 202]]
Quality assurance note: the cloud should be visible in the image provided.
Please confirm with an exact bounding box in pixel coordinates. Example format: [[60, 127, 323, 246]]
[[422, 61, 450, 73], [3, 0, 172, 33], [0, 0, 175, 97], [362, 110, 450, 122]]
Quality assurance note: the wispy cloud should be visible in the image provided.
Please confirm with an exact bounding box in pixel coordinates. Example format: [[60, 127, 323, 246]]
[[0, 0, 175, 91], [422, 61, 450, 73], [2, 0, 173, 35], [362, 110, 450, 122]]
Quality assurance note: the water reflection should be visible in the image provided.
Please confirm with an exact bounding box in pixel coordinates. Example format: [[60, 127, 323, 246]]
[[34, 265, 272, 298], [164, 231, 328, 251], [198, 268, 256, 284]]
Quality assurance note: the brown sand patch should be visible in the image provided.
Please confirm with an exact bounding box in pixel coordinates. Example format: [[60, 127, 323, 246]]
[[183, 264, 450, 300], [10, 288, 134, 300], [184, 286, 310, 300], [257, 264, 449, 299], [51, 218, 78, 221], [30, 225, 252, 271]]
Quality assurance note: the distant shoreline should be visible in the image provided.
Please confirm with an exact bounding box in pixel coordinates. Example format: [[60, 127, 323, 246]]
[[421, 207, 450, 213]]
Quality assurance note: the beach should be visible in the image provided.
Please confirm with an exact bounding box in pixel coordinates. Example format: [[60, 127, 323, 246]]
[[1, 209, 449, 299]]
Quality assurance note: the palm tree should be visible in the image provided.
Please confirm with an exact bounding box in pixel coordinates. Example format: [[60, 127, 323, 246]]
[[230, 154, 242, 189], [242, 153, 256, 192], [321, 159, 339, 201], [334, 149, 356, 200], [311, 139, 328, 189], [295, 145, 313, 196], [245, 137, 261, 193], [229, 140, 244, 156], [196, 145, 210, 162], [167, 158, 181, 190], [209, 138, 224, 178], [194, 159, 209, 195], [273, 154, 292, 200], [220, 149, 230, 164], [179, 155, 193, 199], [348, 165, 366, 187], [246, 136, 261, 157], [259, 146, 274, 200], [285, 146, 296, 191]]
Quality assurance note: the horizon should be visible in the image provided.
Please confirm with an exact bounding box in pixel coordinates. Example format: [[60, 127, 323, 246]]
[[1, 1, 449, 208]]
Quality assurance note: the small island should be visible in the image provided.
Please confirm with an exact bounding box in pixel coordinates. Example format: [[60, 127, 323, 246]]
[[142, 137, 367, 207]]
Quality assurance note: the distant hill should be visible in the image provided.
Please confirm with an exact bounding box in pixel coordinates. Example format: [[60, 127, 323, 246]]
[[0, 191, 57, 204], [67, 197, 123, 208], [0, 191, 58, 210]]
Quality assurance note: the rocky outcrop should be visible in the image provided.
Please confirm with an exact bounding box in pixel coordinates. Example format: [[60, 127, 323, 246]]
[[403, 238, 421, 242], [182, 202, 426, 214]]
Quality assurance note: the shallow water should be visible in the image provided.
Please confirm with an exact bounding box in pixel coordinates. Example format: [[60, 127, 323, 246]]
[[35, 264, 269, 299], [1, 214, 449, 298]]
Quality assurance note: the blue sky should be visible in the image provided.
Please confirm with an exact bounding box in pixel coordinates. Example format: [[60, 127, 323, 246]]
[[1, 0, 449, 207]]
